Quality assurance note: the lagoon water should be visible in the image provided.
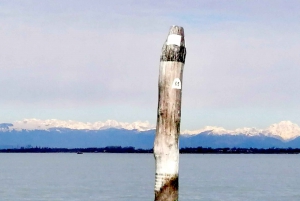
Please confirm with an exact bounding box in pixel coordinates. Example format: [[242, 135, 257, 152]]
[[0, 153, 300, 201]]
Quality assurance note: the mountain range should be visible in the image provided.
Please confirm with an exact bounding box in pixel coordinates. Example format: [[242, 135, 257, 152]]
[[1, 119, 300, 149]]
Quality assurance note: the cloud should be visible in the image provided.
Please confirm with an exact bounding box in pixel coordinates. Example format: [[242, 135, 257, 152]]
[[183, 19, 300, 109], [1, 0, 300, 128], [0, 21, 161, 107]]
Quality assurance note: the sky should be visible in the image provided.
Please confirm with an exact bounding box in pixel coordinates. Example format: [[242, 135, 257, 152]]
[[1, 0, 300, 130]]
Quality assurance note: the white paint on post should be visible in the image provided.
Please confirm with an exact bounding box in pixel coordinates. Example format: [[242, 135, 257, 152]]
[[166, 34, 182, 46]]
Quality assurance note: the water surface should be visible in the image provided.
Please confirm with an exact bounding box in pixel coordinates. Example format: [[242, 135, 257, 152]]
[[0, 153, 299, 201]]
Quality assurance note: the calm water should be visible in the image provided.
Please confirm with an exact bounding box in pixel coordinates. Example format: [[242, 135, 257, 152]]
[[0, 153, 300, 201]]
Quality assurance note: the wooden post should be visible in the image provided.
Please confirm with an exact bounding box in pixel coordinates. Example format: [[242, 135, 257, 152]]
[[154, 25, 186, 201]]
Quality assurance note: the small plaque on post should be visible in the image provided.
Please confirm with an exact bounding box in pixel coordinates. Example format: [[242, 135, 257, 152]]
[[172, 78, 181, 89]]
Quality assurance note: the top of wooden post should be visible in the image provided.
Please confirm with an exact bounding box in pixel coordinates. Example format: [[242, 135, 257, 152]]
[[160, 25, 186, 63]]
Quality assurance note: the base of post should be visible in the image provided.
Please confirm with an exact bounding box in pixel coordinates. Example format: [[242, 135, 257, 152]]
[[154, 175, 178, 201]]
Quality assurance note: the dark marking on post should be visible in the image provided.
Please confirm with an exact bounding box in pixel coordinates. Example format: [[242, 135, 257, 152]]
[[160, 45, 186, 63], [155, 175, 179, 201]]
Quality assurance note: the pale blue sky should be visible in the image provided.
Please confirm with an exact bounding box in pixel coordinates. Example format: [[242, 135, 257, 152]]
[[1, 0, 300, 130]]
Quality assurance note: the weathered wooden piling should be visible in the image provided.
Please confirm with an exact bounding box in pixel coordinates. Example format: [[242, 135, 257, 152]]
[[154, 25, 186, 201]]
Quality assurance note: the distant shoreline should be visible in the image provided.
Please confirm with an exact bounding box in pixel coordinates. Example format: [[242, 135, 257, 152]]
[[0, 146, 300, 154]]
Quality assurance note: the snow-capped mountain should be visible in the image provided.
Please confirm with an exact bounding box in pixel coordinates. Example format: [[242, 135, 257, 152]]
[[8, 118, 155, 132], [264, 121, 300, 140], [2, 119, 300, 142], [182, 121, 300, 141], [1, 119, 300, 149]]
